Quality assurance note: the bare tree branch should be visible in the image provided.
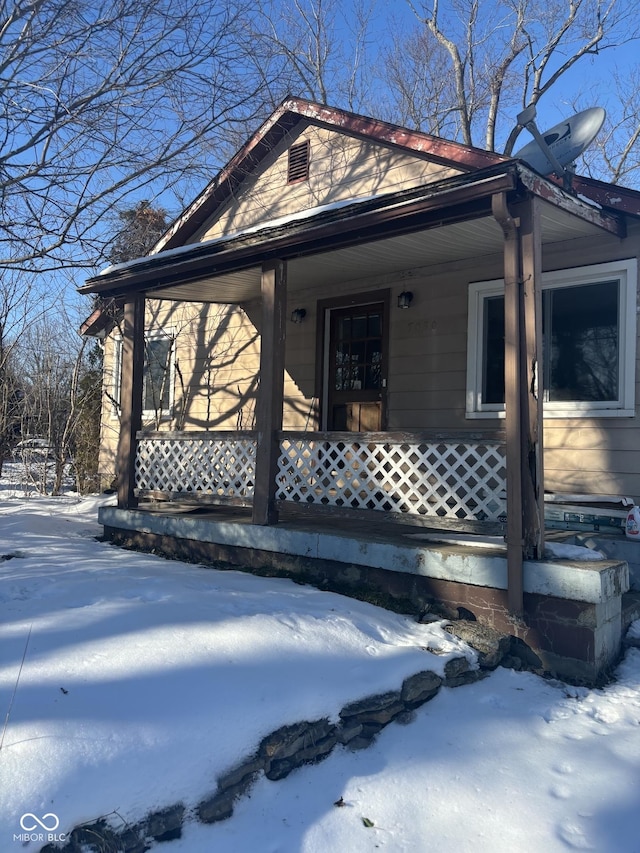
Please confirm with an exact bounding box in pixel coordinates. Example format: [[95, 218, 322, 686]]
[[0, 0, 272, 273]]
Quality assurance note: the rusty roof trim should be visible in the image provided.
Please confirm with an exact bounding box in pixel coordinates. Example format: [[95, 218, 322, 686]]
[[282, 97, 507, 170], [568, 174, 640, 217], [517, 166, 626, 238], [152, 97, 508, 253], [79, 299, 123, 338]]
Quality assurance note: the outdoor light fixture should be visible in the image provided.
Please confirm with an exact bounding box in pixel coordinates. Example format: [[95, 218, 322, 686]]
[[290, 308, 307, 323], [397, 291, 413, 309]]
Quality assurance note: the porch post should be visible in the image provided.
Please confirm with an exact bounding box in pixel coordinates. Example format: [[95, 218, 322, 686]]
[[492, 193, 524, 616], [252, 259, 287, 525], [516, 195, 545, 559], [116, 296, 144, 509]]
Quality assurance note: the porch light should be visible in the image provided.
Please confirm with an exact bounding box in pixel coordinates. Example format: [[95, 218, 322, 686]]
[[397, 291, 413, 309], [290, 308, 307, 323]]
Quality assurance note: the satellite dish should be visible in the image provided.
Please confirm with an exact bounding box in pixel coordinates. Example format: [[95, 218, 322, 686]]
[[513, 107, 605, 176]]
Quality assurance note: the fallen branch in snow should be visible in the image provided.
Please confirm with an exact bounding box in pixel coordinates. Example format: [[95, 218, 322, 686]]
[[0, 623, 32, 752]]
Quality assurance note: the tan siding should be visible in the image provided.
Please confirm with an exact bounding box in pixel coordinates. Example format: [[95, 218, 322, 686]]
[[98, 299, 265, 482], [101, 220, 640, 501], [545, 448, 640, 474], [544, 424, 640, 452], [194, 123, 462, 243]]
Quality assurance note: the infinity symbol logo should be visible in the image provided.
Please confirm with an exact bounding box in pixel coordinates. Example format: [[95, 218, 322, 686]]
[[20, 813, 60, 831]]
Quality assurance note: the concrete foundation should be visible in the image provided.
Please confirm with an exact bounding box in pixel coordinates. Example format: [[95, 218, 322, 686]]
[[100, 505, 630, 685]]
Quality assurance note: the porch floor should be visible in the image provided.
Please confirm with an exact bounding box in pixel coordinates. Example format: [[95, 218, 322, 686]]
[[100, 500, 628, 605], [133, 500, 510, 546], [128, 498, 623, 554]]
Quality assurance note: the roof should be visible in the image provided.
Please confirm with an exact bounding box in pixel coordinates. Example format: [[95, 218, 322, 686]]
[[78, 98, 640, 329], [80, 160, 629, 310], [152, 97, 510, 253]]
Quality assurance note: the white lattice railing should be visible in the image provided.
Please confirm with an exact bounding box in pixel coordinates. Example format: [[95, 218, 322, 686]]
[[134, 430, 506, 521], [276, 431, 506, 521], [135, 431, 256, 505]]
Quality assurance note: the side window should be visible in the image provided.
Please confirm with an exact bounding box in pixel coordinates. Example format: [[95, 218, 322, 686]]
[[143, 335, 173, 413], [111, 331, 175, 418]]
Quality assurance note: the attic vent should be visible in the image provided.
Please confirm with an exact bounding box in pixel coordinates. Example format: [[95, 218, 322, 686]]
[[287, 140, 310, 184]]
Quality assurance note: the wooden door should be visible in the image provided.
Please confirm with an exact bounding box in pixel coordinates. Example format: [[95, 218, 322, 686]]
[[327, 302, 386, 431]]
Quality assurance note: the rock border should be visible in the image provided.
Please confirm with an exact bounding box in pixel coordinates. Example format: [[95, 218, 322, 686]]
[[41, 622, 523, 853]]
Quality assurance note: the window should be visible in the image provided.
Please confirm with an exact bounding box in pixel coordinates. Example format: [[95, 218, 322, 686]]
[[143, 335, 173, 413], [111, 331, 175, 418], [287, 140, 310, 184], [466, 259, 637, 418]]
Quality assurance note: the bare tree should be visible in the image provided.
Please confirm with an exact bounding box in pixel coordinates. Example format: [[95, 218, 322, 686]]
[[396, 0, 639, 155], [0, 268, 55, 474], [0, 0, 269, 274], [249, 0, 377, 112], [577, 66, 640, 184], [377, 24, 458, 134], [57, 337, 105, 495], [16, 320, 75, 494]]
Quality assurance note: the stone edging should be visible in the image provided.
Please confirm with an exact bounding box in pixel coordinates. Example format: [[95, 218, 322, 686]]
[[42, 622, 520, 853]]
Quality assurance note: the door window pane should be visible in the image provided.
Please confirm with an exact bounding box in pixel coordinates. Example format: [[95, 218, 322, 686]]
[[332, 308, 383, 392], [351, 314, 367, 339]]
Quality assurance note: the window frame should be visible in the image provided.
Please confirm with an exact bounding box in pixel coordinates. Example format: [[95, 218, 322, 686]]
[[110, 329, 176, 420], [466, 259, 637, 419]]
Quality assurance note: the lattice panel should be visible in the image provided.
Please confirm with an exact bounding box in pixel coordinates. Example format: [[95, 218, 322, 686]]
[[136, 436, 256, 498], [277, 438, 506, 521]]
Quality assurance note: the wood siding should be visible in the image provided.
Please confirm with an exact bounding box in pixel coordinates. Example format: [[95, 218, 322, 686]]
[[101, 221, 640, 503], [192, 122, 463, 244]]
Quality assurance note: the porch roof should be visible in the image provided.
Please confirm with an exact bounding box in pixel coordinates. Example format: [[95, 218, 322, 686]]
[[79, 162, 627, 306]]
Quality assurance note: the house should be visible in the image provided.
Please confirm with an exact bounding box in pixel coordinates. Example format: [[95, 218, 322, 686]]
[[80, 97, 640, 683]]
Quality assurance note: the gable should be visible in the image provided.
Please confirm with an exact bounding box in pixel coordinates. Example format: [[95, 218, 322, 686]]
[[191, 120, 467, 244]]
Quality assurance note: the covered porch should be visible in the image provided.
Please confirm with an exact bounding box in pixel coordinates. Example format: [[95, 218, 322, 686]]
[[81, 161, 631, 681]]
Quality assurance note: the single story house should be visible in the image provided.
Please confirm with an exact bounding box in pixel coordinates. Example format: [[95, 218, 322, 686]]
[[80, 97, 640, 683]]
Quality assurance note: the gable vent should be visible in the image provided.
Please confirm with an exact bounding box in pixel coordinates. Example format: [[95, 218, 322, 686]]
[[287, 140, 310, 184]]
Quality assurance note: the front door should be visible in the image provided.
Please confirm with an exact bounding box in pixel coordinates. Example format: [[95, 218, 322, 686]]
[[326, 301, 386, 431]]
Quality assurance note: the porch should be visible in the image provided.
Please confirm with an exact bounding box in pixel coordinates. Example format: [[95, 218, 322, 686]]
[[80, 154, 637, 683], [100, 494, 631, 685]]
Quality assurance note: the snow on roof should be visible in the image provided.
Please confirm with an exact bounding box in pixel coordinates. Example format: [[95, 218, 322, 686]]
[[98, 194, 379, 277]]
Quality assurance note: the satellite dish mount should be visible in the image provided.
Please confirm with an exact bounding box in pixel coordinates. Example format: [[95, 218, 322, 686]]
[[516, 106, 573, 190], [512, 106, 605, 191]]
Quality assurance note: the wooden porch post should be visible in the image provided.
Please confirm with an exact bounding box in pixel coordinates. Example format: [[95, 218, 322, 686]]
[[516, 195, 545, 560], [116, 296, 144, 510], [492, 193, 524, 616], [252, 260, 287, 525]]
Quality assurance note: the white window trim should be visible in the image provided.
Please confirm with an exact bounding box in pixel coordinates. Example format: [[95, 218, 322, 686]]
[[110, 334, 123, 419], [466, 258, 637, 419], [110, 329, 176, 420]]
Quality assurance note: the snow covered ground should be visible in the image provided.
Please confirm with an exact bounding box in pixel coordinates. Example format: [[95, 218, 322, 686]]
[[1, 480, 640, 852]]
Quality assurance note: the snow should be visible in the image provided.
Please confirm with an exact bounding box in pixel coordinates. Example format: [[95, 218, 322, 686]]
[[544, 541, 606, 561], [1, 485, 640, 852], [98, 194, 379, 278]]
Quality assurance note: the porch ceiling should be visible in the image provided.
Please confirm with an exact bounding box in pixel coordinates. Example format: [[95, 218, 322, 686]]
[[80, 163, 628, 306], [150, 200, 614, 304]]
